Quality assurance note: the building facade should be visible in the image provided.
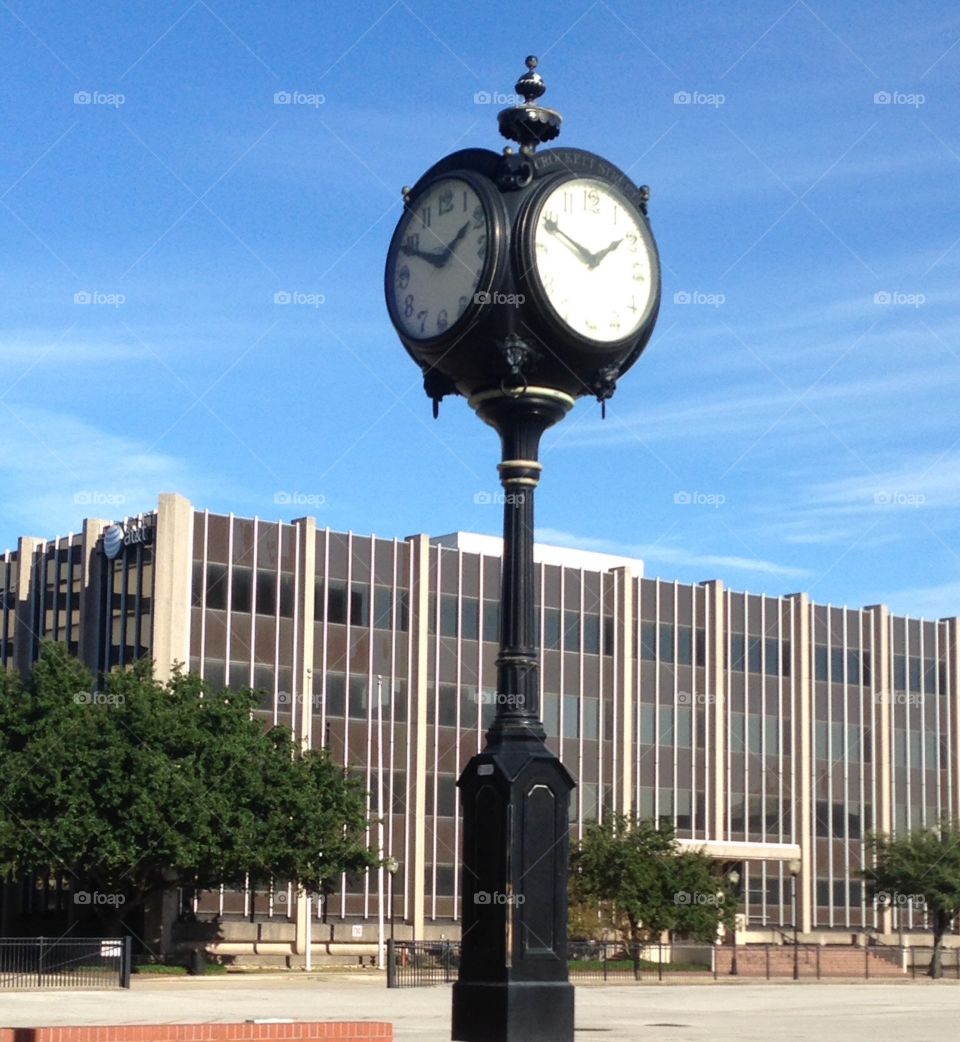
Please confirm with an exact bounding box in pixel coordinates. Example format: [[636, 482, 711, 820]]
[[2, 492, 957, 958]]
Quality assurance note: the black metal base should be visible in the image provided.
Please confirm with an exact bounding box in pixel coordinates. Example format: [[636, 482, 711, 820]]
[[451, 980, 575, 1042]]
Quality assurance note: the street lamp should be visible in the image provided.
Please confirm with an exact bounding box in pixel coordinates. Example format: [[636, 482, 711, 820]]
[[385, 57, 661, 1042], [727, 868, 740, 976], [789, 858, 801, 980]]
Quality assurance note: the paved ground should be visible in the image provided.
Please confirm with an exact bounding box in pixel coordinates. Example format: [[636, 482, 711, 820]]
[[2, 975, 960, 1041]]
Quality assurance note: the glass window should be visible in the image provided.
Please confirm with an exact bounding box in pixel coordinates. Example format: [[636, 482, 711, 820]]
[[676, 788, 692, 830], [460, 687, 478, 730], [325, 673, 345, 716], [563, 611, 580, 652], [542, 693, 560, 737], [206, 563, 227, 611], [436, 775, 457, 817], [483, 599, 499, 644], [437, 683, 458, 728], [781, 640, 792, 676], [731, 711, 745, 753], [815, 645, 828, 682], [925, 731, 938, 767], [562, 694, 579, 739], [373, 586, 392, 630], [659, 705, 674, 744], [603, 616, 615, 656], [279, 574, 294, 618], [325, 581, 347, 624], [695, 628, 707, 668], [764, 715, 779, 756], [846, 649, 861, 687], [232, 567, 252, 613], [581, 782, 599, 822], [439, 593, 458, 638], [677, 626, 693, 666], [640, 621, 657, 659], [764, 638, 779, 676], [640, 704, 655, 745], [639, 786, 655, 820], [730, 794, 745, 833], [747, 714, 761, 756], [658, 787, 674, 821], [747, 637, 763, 674], [257, 570, 276, 615], [831, 725, 845, 762], [583, 614, 600, 655], [729, 633, 745, 671], [350, 583, 368, 627], [910, 729, 922, 764], [677, 705, 693, 747], [815, 720, 828, 760], [831, 647, 844, 683], [544, 608, 561, 650], [583, 698, 599, 740], [659, 623, 675, 662], [348, 676, 369, 719], [461, 598, 479, 641], [909, 657, 922, 693]]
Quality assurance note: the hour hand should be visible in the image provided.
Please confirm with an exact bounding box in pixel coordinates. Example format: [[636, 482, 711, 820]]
[[543, 218, 596, 266], [589, 237, 624, 267], [400, 241, 448, 269]]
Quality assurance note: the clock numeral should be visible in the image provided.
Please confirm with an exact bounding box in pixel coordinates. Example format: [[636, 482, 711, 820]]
[[610, 312, 621, 331], [403, 295, 415, 319], [542, 273, 555, 291], [397, 265, 410, 291], [627, 295, 639, 314], [437, 309, 449, 333], [585, 319, 598, 332], [419, 205, 431, 228], [584, 188, 600, 213], [417, 309, 429, 334], [632, 263, 646, 282], [472, 204, 484, 230], [562, 191, 574, 214], [543, 209, 558, 226], [462, 190, 469, 212], [625, 233, 638, 252], [458, 294, 469, 316], [438, 189, 454, 216], [536, 240, 549, 256], [477, 232, 487, 260], [402, 232, 419, 253], [612, 205, 618, 225]]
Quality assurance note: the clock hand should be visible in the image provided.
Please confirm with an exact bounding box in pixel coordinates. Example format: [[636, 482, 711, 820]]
[[399, 222, 472, 269], [543, 218, 597, 266], [589, 237, 625, 268]]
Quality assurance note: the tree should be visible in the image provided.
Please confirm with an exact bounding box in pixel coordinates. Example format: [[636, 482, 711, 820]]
[[570, 815, 736, 947], [0, 642, 375, 940], [862, 823, 960, 978]]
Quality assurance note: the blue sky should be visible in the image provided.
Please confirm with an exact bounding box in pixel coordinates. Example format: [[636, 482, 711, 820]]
[[1, 1, 958, 619]]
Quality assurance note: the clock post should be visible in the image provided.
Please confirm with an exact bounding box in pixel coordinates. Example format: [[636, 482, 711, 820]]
[[384, 57, 661, 1042]]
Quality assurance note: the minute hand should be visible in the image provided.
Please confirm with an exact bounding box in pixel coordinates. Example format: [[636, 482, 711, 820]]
[[543, 218, 597, 266], [588, 237, 624, 268]]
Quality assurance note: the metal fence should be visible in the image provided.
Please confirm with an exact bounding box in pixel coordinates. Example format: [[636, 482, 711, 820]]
[[387, 940, 459, 987], [388, 939, 960, 986], [0, 936, 132, 989]]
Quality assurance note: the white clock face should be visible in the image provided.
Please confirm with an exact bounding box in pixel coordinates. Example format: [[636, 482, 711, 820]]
[[390, 177, 489, 340], [532, 177, 655, 343]]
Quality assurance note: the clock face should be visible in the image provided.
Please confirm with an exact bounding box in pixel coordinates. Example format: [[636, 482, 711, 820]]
[[388, 177, 490, 341], [530, 177, 656, 344]]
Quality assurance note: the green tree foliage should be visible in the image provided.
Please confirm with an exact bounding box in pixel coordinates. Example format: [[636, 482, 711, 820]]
[[862, 824, 960, 978], [0, 642, 375, 931], [570, 815, 736, 946]]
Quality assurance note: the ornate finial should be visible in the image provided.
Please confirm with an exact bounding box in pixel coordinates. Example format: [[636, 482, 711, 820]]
[[498, 55, 562, 153]]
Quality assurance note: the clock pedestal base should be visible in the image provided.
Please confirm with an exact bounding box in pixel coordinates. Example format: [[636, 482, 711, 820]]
[[452, 981, 574, 1042]]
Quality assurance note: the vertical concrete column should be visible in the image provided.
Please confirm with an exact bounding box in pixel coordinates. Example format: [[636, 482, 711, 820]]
[[611, 566, 635, 817], [867, 603, 892, 935], [78, 518, 111, 672], [946, 618, 960, 823], [701, 580, 725, 841], [408, 534, 432, 940], [789, 592, 813, 934], [152, 493, 194, 682], [13, 536, 41, 675], [295, 515, 317, 752]]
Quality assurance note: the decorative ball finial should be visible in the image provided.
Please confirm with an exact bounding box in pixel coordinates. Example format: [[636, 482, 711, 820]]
[[498, 54, 562, 152]]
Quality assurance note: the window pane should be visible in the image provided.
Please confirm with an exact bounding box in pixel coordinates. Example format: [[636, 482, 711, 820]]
[[659, 705, 674, 744], [730, 633, 745, 671], [461, 598, 479, 641], [677, 705, 693, 747], [831, 647, 844, 683], [659, 623, 675, 662], [326, 581, 347, 624], [640, 621, 657, 660], [206, 564, 227, 611], [440, 593, 458, 638], [544, 608, 561, 650], [562, 694, 579, 738], [583, 698, 599, 740], [583, 614, 600, 655], [232, 567, 252, 613], [279, 574, 294, 618], [563, 611, 580, 652], [748, 637, 762, 674], [373, 586, 392, 630], [815, 645, 828, 682], [764, 638, 779, 676], [483, 599, 499, 643], [640, 704, 655, 745], [677, 626, 693, 666], [350, 584, 369, 626], [543, 693, 560, 737], [325, 673, 345, 717], [257, 570, 276, 615]]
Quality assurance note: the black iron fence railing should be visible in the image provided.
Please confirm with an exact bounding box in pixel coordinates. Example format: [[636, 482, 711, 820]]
[[386, 939, 960, 986], [0, 936, 132, 990]]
